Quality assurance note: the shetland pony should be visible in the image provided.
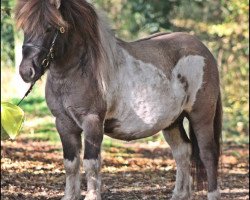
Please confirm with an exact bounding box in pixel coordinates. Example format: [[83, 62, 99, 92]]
[[15, 0, 222, 199]]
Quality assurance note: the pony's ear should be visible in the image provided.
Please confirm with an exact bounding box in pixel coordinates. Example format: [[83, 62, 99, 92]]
[[49, 0, 61, 9]]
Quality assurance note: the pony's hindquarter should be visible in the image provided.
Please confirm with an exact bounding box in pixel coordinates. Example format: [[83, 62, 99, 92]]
[[164, 92, 222, 200], [163, 50, 222, 200], [186, 40, 222, 199]]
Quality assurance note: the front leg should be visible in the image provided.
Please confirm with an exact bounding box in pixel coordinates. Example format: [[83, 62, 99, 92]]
[[83, 114, 103, 200], [56, 116, 82, 200]]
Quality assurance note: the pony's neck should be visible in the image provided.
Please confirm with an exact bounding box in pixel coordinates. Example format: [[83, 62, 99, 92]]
[[49, 35, 85, 78], [49, 11, 119, 96]]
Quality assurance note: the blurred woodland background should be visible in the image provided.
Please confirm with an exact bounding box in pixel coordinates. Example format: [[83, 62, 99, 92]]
[[1, 0, 248, 142]]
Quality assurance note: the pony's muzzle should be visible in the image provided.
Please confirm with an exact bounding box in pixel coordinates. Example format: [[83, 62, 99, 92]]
[[19, 62, 36, 83]]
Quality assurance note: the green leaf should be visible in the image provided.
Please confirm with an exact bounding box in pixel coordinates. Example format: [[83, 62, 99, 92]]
[[1, 124, 10, 140], [1, 102, 25, 140]]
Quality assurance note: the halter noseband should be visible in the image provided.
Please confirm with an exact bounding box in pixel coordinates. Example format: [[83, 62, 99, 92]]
[[17, 27, 65, 106]]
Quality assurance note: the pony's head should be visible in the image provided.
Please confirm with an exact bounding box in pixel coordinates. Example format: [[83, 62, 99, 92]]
[[15, 0, 67, 82], [15, 0, 100, 83]]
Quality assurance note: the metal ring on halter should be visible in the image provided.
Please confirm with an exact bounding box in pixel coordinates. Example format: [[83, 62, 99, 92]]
[[60, 27, 65, 33], [42, 59, 50, 68]]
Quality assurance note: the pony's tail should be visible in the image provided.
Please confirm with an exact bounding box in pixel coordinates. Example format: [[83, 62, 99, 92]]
[[214, 92, 222, 160], [190, 122, 207, 191], [190, 91, 222, 191]]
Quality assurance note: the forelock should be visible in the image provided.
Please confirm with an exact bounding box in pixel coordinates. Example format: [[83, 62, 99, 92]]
[[15, 0, 67, 38]]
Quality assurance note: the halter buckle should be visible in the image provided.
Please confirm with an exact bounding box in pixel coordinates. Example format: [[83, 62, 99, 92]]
[[51, 53, 54, 59], [42, 59, 50, 68], [50, 48, 54, 59]]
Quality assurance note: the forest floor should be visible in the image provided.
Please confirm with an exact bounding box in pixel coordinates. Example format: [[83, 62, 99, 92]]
[[1, 138, 249, 200]]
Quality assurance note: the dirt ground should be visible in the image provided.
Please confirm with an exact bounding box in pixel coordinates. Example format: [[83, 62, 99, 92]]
[[1, 139, 249, 200]]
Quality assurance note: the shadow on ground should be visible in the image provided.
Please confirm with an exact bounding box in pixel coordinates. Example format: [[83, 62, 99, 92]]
[[1, 139, 249, 200]]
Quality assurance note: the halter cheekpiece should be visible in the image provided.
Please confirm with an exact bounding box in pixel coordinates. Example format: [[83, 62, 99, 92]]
[[22, 26, 65, 74]]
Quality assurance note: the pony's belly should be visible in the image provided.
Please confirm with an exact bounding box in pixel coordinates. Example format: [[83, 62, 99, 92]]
[[104, 115, 175, 141], [104, 93, 184, 141]]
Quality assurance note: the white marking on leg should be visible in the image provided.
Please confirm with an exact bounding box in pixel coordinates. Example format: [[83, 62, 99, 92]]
[[171, 144, 192, 200], [208, 189, 221, 200], [83, 157, 101, 200], [84, 189, 101, 200], [62, 156, 81, 200]]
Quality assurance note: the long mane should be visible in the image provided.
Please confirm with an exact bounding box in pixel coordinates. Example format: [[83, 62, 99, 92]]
[[15, 0, 116, 94]]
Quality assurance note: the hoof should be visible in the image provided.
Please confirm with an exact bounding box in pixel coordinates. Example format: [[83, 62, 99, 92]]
[[208, 190, 221, 200], [171, 193, 192, 200], [84, 190, 101, 200], [171, 196, 191, 200], [61, 195, 81, 200]]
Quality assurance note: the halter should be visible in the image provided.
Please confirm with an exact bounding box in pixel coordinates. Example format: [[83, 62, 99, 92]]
[[17, 27, 65, 106]]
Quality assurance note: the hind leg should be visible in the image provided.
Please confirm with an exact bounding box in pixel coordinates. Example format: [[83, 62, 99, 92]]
[[190, 112, 220, 200], [163, 122, 192, 200]]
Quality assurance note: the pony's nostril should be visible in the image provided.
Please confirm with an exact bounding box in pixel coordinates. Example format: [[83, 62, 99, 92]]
[[29, 67, 35, 79]]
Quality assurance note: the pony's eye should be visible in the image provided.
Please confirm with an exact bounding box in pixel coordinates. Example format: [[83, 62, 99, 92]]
[[46, 26, 53, 33]]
